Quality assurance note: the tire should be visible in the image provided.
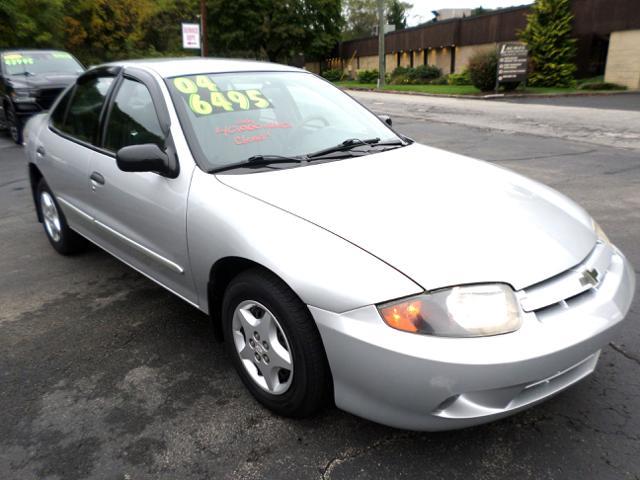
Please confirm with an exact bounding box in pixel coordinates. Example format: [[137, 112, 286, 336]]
[[36, 179, 87, 255], [7, 103, 23, 145], [222, 268, 331, 418]]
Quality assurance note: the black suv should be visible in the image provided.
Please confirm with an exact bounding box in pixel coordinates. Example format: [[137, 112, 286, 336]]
[[0, 49, 84, 144]]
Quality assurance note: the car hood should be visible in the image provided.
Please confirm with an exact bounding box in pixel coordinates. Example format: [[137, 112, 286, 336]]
[[7, 73, 78, 90], [217, 143, 596, 291]]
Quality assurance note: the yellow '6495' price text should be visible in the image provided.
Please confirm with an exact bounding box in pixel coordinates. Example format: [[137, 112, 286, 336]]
[[173, 76, 272, 115]]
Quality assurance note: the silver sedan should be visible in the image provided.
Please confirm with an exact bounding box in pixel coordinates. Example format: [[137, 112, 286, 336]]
[[23, 59, 635, 430]]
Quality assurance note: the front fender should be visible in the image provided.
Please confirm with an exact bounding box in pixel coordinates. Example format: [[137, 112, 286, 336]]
[[187, 168, 422, 313]]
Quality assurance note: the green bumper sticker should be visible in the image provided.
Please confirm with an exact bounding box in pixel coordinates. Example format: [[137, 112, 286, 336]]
[[3, 54, 34, 66]]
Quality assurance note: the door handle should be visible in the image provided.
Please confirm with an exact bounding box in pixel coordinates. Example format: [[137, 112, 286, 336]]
[[89, 171, 105, 190], [36, 146, 45, 157]]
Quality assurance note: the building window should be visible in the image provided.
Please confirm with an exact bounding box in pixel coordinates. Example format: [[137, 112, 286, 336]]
[[410, 50, 414, 68], [450, 46, 456, 74], [397, 52, 400, 68]]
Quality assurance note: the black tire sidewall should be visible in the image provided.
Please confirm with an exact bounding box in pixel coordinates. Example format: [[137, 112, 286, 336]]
[[222, 270, 329, 417], [7, 104, 22, 144]]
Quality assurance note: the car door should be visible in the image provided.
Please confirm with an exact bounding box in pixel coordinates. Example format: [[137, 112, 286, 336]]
[[36, 70, 117, 237], [87, 70, 197, 305]]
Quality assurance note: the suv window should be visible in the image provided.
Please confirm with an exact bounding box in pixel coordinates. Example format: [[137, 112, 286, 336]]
[[62, 76, 114, 144], [103, 78, 164, 152], [50, 87, 74, 130]]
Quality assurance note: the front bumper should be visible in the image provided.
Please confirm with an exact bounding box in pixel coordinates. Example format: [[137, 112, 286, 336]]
[[311, 248, 635, 431]]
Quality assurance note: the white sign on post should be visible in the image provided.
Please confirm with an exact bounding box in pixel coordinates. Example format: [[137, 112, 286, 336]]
[[182, 23, 201, 50]]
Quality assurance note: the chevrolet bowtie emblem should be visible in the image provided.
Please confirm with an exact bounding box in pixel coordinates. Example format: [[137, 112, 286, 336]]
[[579, 268, 599, 287]]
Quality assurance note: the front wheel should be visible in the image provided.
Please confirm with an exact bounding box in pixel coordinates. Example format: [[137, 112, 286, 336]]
[[7, 104, 23, 145], [36, 179, 87, 255], [222, 268, 331, 417]]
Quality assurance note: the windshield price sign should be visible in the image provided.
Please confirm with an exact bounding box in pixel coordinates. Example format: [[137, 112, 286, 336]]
[[497, 42, 528, 83], [182, 23, 201, 50]]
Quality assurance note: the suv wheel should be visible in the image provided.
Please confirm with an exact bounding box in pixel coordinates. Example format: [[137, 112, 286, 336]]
[[7, 104, 23, 145]]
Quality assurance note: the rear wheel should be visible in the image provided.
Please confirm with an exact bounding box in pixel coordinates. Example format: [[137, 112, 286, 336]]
[[7, 104, 23, 145], [36, 179, 87, 255], [222, 268, 331, 417]]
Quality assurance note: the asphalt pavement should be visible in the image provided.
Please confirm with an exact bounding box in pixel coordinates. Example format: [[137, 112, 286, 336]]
[[1, 95, 639, 480], [495, 92, 640, 111]]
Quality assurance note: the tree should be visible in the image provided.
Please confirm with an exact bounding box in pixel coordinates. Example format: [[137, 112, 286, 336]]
[[141, 0, 199, 57], [342, 0, 410, 40], [470, 7, 493, 17], [205, 0, 342, 62], [0, 0, 65, 49], [519, 0, 577, 87], [341, 0, 377, 40], [386, 0, 411, 31]]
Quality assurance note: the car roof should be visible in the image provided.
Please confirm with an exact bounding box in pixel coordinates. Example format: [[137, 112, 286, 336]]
[[103, 57, 304, 78]]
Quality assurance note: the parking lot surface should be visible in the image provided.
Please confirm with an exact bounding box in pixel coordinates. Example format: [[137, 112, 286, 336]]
[[496, 92, 640, 112], [1, 94, 639, 479]]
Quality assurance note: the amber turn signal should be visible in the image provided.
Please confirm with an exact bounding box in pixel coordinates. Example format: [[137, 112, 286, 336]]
[[379, 299, 423, 333]]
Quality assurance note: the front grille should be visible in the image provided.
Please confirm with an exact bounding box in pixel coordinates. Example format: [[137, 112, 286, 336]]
[[518, 241, 613, 314], [36, 88, 64, 110]]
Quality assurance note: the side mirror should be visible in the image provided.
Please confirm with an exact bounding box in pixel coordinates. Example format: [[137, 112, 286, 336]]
[[379, 114, 392, 127], [116, 144, 176, 178]]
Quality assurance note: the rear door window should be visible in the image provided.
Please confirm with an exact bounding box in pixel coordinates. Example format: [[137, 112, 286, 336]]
[[61, 76, 114, 144]]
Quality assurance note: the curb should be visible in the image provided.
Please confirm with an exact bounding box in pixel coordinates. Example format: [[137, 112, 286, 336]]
[[339, 86, 640, 101]]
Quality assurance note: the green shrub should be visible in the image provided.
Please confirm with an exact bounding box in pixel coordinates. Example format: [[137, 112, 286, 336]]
[[578, 82, 626, 91], [322, 69, 344, 82], [468, 50, 498, 92], [447, 71, 471, 85], [357, 69, 379, 83], [429, 76, 448, 85], [390, 65, 443, 85], [413, 64, 442, 82], [389, 73, 411, 85], [519, 0, 577, 87], [502, 81, 521, 91]]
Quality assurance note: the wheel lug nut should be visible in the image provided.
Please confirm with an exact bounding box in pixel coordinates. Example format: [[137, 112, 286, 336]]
[[263, 354, 270, 364], [262, 341, 269, 351], [249, 339, 255, 348], [255, 352, 261, 362], [254, 332, 260, 341]]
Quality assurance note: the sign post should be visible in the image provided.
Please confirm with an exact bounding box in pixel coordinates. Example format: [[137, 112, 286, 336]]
[[377, 0, 385, 88], [181, 23, 201, 51], [496, 42, 528, 92]]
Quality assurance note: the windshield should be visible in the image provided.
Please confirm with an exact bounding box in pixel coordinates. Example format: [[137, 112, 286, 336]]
[[167, 71, 401, 170], [2, 51, 84, 76]]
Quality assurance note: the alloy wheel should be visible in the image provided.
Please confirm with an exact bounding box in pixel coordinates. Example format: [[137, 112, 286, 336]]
[[40, 191, 61, 242], [231, 300, 294, 395]]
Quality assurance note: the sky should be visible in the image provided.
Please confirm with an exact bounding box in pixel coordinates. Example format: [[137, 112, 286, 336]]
[[407, 0, 533, 26]]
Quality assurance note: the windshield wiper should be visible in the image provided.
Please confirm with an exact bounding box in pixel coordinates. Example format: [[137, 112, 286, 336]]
[[306, 138, 381, 159], [307, 137, 408, 159], [208, 154, 305, 174]]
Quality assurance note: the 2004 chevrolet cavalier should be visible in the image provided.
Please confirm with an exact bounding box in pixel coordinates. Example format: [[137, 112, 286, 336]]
[[23, 59, 635, 430]]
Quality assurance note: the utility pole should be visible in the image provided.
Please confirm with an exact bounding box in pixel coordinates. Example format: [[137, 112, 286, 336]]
[[200, 0, 208, 57], [377, 0, 385, 87]]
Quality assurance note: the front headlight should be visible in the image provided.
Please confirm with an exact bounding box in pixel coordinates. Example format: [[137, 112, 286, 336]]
[[11, 89, 37, 103], [378, 284, 523, 337], [592, 220, 611, 246]]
